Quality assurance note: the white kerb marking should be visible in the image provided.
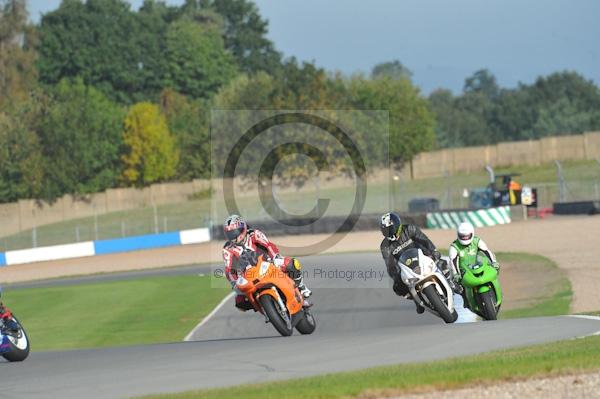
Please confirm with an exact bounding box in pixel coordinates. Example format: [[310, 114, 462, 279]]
[[184, 292, 235, 342]]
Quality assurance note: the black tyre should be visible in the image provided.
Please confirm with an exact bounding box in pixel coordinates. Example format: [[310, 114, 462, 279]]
[[2, 316, 30, 362], [259, 295, 293, 336], [423, 285, 458, 324], [479, 290, 498, 321], [295, 308, 316, 335]]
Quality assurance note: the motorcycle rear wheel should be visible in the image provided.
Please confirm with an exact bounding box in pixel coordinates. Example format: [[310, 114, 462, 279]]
[[295, 308, 316, 335], [2, 316, 30, 362], [259, 295, 293, 336], [423, 285, 458, 324]]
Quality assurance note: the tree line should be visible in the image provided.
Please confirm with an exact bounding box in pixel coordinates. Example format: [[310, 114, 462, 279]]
[[1, 0, 599, 204], [428, 69, 600, 148]]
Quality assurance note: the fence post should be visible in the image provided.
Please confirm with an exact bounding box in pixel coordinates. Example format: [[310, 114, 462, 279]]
[[555, 161, 567, 203], [153, 203, 159, 234], [94, 211, 99, 241], [75, 226, 80, 242]]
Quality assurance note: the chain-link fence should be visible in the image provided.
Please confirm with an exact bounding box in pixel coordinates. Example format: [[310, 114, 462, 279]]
[[0, 200, 212, 252], [2, 161, 599, 252]]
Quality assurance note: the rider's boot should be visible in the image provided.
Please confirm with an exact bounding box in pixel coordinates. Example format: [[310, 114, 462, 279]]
[[287, 258, 312, 298], [294, 274, 312, 298], [414, 300, 425, 314], [438, 260, 461, 293], [402, 292, 425, 314]]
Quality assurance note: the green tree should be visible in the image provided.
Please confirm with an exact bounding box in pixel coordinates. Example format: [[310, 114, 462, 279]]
[[164, 17, 237, 99], [530, 97, 600, 138], [0, 99, 45, 203], [487, 87, 536, 142], [37, 0, 146, 103], [428, 89, 464, 148], [121, 102, 179, 185], [0, 0, 38, 108], [183, 0, 282, 74], [348, 76, 435, 167], [160, 89, 210, 180], [135, 1, 179, 100], [464, 69, 499, 99], [371, 60, 413, 81], [38, 78, 125, 200], [212, 71, 276, 109]]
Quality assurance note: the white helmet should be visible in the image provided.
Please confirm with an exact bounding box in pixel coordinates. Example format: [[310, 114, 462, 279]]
[[457, 222, 474, 245]]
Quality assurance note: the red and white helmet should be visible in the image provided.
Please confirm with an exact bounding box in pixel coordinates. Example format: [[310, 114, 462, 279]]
[[457, 222, 474, 245], [223, 214, 247, 244]]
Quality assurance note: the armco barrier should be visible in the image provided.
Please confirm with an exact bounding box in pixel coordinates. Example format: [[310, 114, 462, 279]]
[[94, 232, 181, 255], [5, 242, 95, 265], [0, 227, 211, 267], [426, 206, 511, 229], [210, 213, 428, 240], [553, 201, 600, 215]]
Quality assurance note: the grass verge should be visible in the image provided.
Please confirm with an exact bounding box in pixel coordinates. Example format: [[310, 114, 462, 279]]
[[497, 252, 572, 319], [138, 334, 600, 399], [2, 275, 229, 351]]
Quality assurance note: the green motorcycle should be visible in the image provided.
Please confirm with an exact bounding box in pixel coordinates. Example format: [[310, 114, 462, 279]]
[[459, 253, 502, 320]]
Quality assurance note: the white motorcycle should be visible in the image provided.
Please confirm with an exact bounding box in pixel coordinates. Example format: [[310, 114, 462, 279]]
[[397, 248, 458, 323]]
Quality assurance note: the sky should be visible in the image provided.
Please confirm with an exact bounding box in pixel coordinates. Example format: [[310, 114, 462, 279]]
[[27, 0, 600, 94]]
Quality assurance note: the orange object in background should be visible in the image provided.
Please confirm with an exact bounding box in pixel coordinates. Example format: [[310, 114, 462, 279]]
[[508, 179, 522, 205]]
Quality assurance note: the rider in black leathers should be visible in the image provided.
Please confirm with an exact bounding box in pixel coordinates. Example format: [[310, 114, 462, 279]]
[[379, 212, 455, 313]]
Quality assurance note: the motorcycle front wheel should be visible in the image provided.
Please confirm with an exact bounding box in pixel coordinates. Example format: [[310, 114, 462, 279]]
[[2, 316, 30, 362], [423, 285, 458, 324], [259, 295, 293, 336], [479, 290, 498, 320]]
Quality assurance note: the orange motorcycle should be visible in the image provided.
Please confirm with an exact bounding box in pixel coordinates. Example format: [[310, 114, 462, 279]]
[[235, 253, 316, 336]]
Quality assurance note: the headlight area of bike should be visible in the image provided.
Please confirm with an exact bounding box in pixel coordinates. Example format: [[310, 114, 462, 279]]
[[399, 248, 422, 275], [470, 263, 483, 270]]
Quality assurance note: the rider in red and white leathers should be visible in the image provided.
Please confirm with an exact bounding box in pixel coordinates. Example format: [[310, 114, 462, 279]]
[[222, 214, 311, 311]]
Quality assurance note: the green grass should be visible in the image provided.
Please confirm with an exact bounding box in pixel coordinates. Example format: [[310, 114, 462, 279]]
[[2, 275, 229, 351], [2, 159, 599, 251], [497, 252, 572, 319], [138, 334, 600, 399]]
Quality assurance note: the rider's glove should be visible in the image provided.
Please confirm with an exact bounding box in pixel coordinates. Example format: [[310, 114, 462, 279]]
[[492, 262, 500, 270], [432, 250, 441, 261], [453, 273, 462, 283]]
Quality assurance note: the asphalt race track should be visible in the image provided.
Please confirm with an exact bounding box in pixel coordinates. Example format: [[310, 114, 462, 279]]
[[1, 253, 600, 399]]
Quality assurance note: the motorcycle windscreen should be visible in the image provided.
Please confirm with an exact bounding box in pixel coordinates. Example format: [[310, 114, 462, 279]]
[[398, 248, 421, 273]]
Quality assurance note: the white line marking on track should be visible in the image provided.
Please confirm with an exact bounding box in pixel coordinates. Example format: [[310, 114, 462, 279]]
[[184, 292, 235, 342], [567, 315, 600, 321], [566, 315, 600, 339]]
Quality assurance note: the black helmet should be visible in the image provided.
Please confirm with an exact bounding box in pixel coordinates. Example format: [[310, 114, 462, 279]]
[[380, 212, 402, 241]]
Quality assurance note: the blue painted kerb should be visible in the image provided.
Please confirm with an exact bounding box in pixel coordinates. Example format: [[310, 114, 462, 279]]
[[94, 232, 181, 255], [0, 252, 5, 266]]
